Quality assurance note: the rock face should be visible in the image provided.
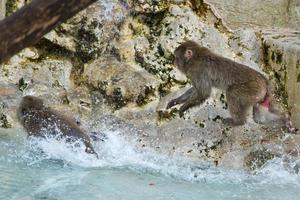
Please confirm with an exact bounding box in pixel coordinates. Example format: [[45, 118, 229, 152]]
[[0, 0, 300, 171], [84, 58, 159, 108], [261, 30, 300, 127], [205, 0, 300, 30], [0, 0, 5, 19]]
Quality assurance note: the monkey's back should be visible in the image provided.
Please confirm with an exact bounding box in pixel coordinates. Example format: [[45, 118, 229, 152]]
[[195, 50, 267, 89], [20, 107, 91, 145]]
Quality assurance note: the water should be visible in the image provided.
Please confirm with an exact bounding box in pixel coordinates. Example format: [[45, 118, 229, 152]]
[[1, 128, 300, 200]]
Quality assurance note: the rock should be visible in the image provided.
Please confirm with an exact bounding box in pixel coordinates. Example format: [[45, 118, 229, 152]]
[[84, 58, 159, 109], [244, 148, 275, 170], [261, 30, 300, 127], [133, 0, 172, 13], [0, 0, 5, 19], [205, 0, 300, 30], [0, 82, 22, 128], [43, 1, 131, 61], [229, 28, 263, 69], [1, 58, 73, 90]]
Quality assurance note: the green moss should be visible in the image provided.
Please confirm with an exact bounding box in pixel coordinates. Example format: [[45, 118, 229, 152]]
[[219, 93, 228, 109], [76, 30, 99, 62], [195, 120, 206, 128], [261, 42, 289, 108], [142, 10, 166, 30], [135, 86, 155, 106], [157, 108, 177, 121], [236, 52, 243, 57], [95, 82, 127, 110], [275, 51, 283, 64], [0, 114, 11, 128], [271, 51, 283, 64], [271, 52, 276, 62], [5, 0, 18, 16], [297, 74, 300, 82], [75, 17, 102, 63], [214, 18, 223, 30], [262, 42, 271, 67], [158, 76, 173, 97], [272, 71, 289, 107], [0, 104, 11, 128], [190, 0, 209, 17], [135, 51, 160, 75], [18, 78, 28, 92], [111, 88, 126, 109], [157, 44, 164, 57]]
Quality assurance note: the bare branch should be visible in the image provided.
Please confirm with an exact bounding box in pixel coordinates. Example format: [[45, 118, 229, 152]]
[[0, 0, 97, 63]]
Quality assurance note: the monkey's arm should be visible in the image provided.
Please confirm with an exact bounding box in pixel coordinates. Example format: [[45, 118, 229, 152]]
[[166, 87, 195, 109], [178, 77, 212, 117]]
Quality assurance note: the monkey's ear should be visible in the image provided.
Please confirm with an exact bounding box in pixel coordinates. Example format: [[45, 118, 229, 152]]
[[184, 49, 193, 60]]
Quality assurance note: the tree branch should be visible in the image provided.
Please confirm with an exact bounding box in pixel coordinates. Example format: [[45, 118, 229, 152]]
[[0, 0, 97, 63]]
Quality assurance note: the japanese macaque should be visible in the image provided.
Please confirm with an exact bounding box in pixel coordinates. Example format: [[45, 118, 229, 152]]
[[167, 41, 297, 132], [18, 95, 99, 158]]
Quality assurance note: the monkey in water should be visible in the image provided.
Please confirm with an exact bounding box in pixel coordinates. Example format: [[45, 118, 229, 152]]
[[18, 95, 99, 158], [166, 41, 297, 132]]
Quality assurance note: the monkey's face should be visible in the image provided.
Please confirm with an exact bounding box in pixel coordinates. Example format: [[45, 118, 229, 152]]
[[173, 46, 193, 73], [173, 47, 186, 68]]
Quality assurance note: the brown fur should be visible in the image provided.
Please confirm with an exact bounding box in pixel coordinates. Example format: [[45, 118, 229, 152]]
[[167, 41, 296, 130], [18, 95, 98, 157]]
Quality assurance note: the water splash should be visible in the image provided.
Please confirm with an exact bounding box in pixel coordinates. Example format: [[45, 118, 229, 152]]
[[2, 128, 298, 186]]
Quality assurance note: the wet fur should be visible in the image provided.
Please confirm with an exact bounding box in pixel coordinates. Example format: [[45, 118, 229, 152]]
[[18, 95, 98, 157]]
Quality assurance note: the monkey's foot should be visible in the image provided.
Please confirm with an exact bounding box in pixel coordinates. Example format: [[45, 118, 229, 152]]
[[223, 118, 245, 126]]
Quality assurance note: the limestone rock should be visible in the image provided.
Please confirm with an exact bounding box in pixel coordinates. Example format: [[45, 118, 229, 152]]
[[132, 0, 172, 13], [0, 0, 5, 19], [261, 30, 300, 127], [205, 0, 300, 30], [84, 58, 159, 109], [1, 58, 73, 90]]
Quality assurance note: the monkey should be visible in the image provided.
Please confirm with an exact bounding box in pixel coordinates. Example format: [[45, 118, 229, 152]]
[[166, 40, 297, 132], [18, 95, 99, 158]]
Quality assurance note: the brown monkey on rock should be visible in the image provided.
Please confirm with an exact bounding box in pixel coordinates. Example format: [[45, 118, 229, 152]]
[[18, 95, 99, 158], [167, 41, 297, 132]]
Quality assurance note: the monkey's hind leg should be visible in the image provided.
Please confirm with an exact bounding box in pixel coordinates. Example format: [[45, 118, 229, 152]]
[[225, 83, 262, 126]]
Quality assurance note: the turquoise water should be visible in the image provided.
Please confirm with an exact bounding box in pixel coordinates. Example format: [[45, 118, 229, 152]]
[[1, 128, 300, 200]]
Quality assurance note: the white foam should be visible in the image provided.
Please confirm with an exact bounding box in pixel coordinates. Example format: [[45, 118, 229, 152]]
[[18, 129, 300, 186]]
